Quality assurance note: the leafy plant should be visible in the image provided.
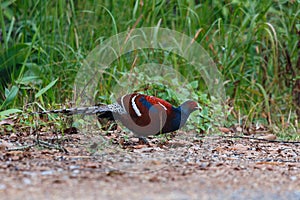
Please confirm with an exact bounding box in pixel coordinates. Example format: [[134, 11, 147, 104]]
[[0, 0, 299, 139]]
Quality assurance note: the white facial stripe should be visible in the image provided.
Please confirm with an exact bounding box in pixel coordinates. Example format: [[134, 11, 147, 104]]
[[158, 102, 167, 110], [120, 95, 126, 111], [131, 94, 142, 117]]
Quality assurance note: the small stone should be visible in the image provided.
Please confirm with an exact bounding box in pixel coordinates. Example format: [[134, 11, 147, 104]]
[[41, 170, 54, 176], [236, 126, 243, 132], [23, 178, 32, 185], [69, 165, 80, 170], [0, 184, 6, 190]]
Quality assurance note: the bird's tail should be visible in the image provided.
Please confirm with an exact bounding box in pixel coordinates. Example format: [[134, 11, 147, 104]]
[[32, 105, 111, 116]]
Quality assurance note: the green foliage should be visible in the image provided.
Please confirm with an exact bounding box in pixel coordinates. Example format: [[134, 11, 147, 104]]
[[0, 0, 299, 138]]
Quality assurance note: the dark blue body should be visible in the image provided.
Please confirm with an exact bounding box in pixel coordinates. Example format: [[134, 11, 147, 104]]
[[139, 96, 190, 133]]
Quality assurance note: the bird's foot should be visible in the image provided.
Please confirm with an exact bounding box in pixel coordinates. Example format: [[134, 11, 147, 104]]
[[138, 136, 150, 145]]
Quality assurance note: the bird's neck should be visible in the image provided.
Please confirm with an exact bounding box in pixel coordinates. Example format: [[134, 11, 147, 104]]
[[178, 106, 192, 118], [172, 106, 190, 128]]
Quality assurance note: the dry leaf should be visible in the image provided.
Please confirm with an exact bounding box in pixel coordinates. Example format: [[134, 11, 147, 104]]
[[258, 134, 276, 140], [230, 144, 249, 151], [0, 119, 14, 126], [85, 162, 99, 169], [236, 126, 243, 132], [9, 133, 18, 142], [218, 127, 231, 133]]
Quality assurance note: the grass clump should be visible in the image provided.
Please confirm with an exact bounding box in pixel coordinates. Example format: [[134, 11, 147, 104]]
[[0, 0, 299, 139]]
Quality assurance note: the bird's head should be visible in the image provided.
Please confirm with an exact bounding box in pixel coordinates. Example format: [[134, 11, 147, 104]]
[[180, 100, 201, 115]]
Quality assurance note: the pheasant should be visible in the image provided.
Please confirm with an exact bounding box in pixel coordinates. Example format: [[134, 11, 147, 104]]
[[35, 93, 200, 137]]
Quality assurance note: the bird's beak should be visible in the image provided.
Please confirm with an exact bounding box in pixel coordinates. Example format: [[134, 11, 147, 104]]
[[196, 106, 202, 111]]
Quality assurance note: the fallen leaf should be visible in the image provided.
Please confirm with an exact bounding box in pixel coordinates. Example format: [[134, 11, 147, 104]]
[[52, 179, 65, 184], [85, 162, 99, 168], [0, 119, 14, 126], [218, 127, 231, 133], [255, 161, 284, 166], [9, 133, 18, 142], [6, 151, 23, 156], [106, 170, 124, 176], [133, 144, 148, 149], [11, 155, 21, 161], [229, 144, 249, 151], [148, 176, 160, 182], [0, 140, 13, 151], [258, 134, 276, 140]]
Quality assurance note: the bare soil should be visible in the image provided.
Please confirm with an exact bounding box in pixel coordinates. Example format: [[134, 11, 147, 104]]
[[0, 129, 300, 200]]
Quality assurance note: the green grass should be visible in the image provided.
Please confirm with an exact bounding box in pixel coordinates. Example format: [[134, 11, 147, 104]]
[[0, 0, 299, 139]]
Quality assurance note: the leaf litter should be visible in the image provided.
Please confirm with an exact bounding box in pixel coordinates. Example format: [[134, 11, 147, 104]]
[[0, 123, 300, 199]]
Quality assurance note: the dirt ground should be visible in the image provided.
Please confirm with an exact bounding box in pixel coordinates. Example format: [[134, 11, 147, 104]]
[[0, 129, 300, 200]]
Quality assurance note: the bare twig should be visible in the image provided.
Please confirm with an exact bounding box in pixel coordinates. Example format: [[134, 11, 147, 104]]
[[35, 139, 68, 153], [221, 135, 300, 145], [6, 139, 68, 153], [7, 143, 36, 151]]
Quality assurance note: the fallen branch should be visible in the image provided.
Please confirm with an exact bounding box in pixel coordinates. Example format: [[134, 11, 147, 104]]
[[35, 139, 68, 153], [6, 139, 68, 153], [6, 143, 36, 151], [220, 135, 300, 145]]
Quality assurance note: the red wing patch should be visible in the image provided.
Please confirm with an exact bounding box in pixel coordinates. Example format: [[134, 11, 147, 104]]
[[143, 95, 173, 110]]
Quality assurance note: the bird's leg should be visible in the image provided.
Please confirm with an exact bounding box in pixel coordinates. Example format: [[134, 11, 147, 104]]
[[138, 136, 149, 145], [164, 133, 169, 141], [164, 132, 176, 141], [163, 133, 172, 142]]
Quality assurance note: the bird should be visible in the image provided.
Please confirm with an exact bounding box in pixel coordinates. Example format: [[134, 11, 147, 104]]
[[35, 93, 200, 137]]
